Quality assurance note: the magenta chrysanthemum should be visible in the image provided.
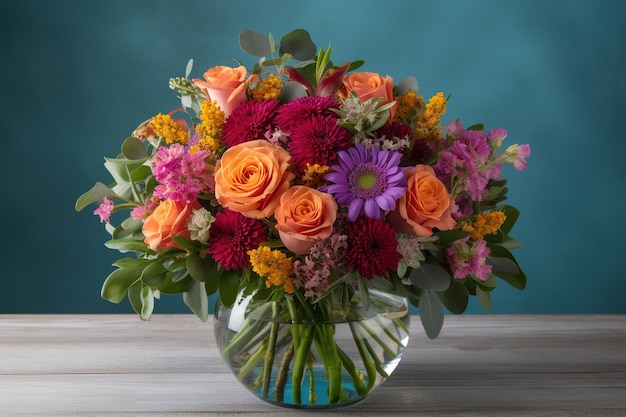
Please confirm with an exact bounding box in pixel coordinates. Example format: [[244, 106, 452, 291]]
[[207, 209, 267, 270], [322, 144, 408, 221], [276, 96, 339, 133], [287, 115, 352, 170], [221, 99, 280, 147], [345, 217, 402, 279]]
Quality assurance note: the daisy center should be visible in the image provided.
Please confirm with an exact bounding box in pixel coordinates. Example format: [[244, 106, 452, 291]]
[[348, 163, 386, 199]]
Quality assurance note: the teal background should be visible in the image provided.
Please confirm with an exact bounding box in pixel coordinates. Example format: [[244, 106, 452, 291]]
[[1, 0, 625, 315]]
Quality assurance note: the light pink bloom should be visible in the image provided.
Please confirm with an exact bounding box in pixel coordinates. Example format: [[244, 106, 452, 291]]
[[503, 144, 531, 170], [94, 197, 114, 223], [446, 237, 492, 281]]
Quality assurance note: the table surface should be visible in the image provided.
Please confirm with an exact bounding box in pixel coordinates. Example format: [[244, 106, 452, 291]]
[[1, 314, 625, 417]]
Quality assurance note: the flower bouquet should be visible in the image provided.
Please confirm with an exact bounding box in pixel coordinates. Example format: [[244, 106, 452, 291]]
[[76, 29, 530, 408]]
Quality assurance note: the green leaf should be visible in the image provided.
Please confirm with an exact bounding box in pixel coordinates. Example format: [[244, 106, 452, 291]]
[[75, 182, 119, 211], [183, 279, 209, 322], [409, 264, 450, 291], [140, 284, 154, 320], [499, 205, 520, 235], [279, 81, 308, 102], [157, 273, 190, 294], [239, 29, 272, 57], [141, 261, 167, 286], [495, 269, 527, 290], [121, 137, 148, 160], [467, 123, 485, 131], [186, 253, 219, 283], [219, 268, 241, 308], [419, 290, 444, 339], [487, 255, 520, 275], [476, 287, 492, 313], [101, 267, 141, 303], [104, 238, 147, 253], [127, 281, 142, 315], [113, 258, 152, 269], [279, 29, 316, 61], [434, 230, 471, 245], [357, 278, 370, 312], [437, 279, 469, 314]]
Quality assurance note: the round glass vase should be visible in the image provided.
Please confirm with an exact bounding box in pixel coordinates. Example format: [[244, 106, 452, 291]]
[[213, 289, 410, 409]]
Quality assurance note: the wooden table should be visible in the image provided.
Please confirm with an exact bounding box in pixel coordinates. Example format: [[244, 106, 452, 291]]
[[1, 315, 625, 416]]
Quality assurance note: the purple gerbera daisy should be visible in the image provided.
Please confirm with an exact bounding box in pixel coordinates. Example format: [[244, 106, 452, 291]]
[[321, 144, 408, 221]]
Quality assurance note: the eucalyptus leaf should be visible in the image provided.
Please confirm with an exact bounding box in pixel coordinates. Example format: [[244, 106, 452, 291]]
[[437, 279, 469, 314], [104, 238, 147, 253], [409, 263, 450, 291], [121, 137, 148, 160], [279, 81, 308, 103], [185, 58, 193, 78], [127, 281, 142, 315], [219, 268, 241, 308], [158, 273, 191, 294], [499, 205, 520, 235], [487, 255, 520, 275], [141, 261, 167, 286], [140, 284, 155, 320], [239, 29, 272, 57], [113, 258, 152, 269], [279, 29, 316, 61], [101, 267, 142, 303], [75, 182, 119, 211], [357, 278, 370, 312], [186, 253, 218, 283], [183, 279, 209, 322], [419, 290, 444, 339], [476, 287, 492, 313], [434, 230, 471, 245]]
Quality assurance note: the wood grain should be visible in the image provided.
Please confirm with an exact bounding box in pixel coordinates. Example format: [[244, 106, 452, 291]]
[[1, 314, 625, 416]]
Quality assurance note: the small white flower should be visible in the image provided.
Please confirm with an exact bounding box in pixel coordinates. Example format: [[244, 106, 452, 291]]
[[188, 207, 215, 242]]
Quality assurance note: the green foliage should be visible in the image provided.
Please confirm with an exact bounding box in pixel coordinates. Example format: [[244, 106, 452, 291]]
[[419, 290, 444, 339]]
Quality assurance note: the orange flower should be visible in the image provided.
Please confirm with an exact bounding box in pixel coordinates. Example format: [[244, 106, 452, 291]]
[[340, 71, 396, 118], [388, 165, 456, 237], [275, 186, 338, 254], [214, 139, 295, 219], [193, 65, 258, 116], [142, 199, 199, 251]]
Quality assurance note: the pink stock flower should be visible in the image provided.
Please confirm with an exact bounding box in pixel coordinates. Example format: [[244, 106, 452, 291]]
[[151, 144, 212, 203], [93, 197, 114, 223], [504, 143, 531, 170], [445, 237, 492, 281]]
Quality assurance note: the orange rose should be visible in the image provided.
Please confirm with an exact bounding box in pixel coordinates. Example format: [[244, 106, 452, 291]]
[[214, 139, 295, 219], [341, 71, 396, 118], [192, 65, 258, 116], [142, 199, 199, 251], [388, 165, 456, 237], [275, 186, 338, 254]]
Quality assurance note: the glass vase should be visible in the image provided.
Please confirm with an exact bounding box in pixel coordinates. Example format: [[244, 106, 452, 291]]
[[213, 289, 410, 409]]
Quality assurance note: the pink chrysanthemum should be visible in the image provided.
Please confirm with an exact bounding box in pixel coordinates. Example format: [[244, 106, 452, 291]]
[[322, 144, 407, 221], [287, 115, 353, 171], [207, 209, 267, 270], [276, 96, 339, 133], [221, 99, 280, 147], [345, 217, 402, 279], [445, 237, 492, 281]]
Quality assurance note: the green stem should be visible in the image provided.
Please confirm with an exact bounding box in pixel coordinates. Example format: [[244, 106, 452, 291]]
[[291, 324, 315, 405], [349, 322, 377, 392], [274, 343, 294, 402], [361, 336, 389, 377], [261, 307, 279, 398], [237, 339, 267, 380], [220, 317, 266, 359], [336, 346, 367, 395], [374, 316, 403, 348], [316, 302, 342, 403], [355, 320, 397, 358]]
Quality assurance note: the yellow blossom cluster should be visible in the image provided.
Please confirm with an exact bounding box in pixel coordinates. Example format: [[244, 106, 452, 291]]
[[416, 92, 447, 140], [193, 100, 225, 153], [394, 90, 423, 124], [248, 246, 294, 293], [462, 211, 507, 240], [250, 73, 282, 101], [300, 163, 329, 188], [149, 113, 188, 144]]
